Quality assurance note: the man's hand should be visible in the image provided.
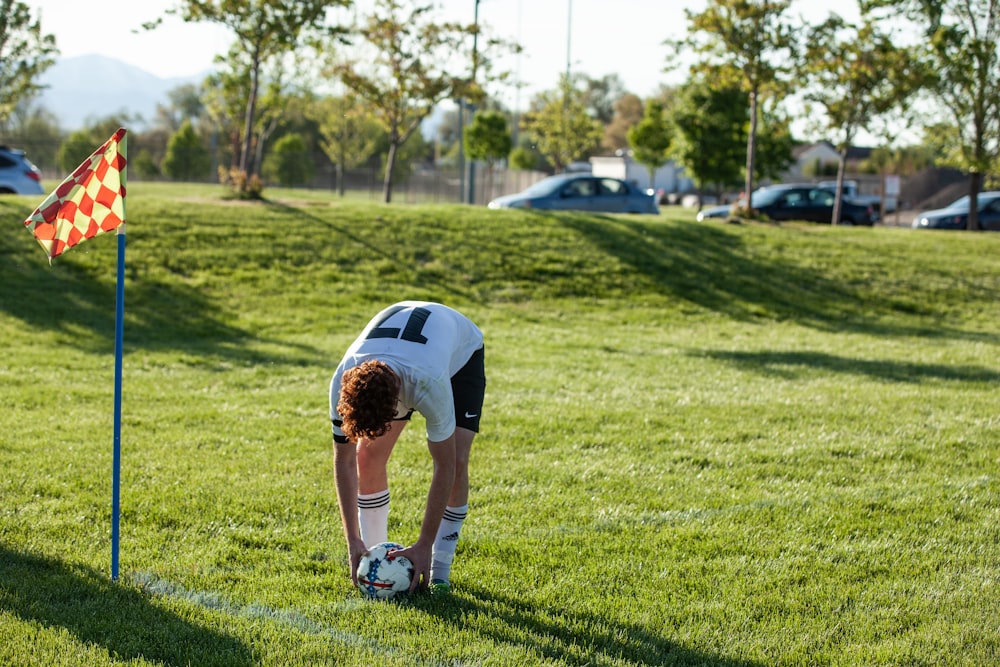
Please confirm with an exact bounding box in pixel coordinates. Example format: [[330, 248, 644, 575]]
[[346, 536, 368, 587], [395, 540, 432, 592]]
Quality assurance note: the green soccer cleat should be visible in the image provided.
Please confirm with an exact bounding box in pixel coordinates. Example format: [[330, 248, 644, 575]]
[[430, 579, 451, 593]]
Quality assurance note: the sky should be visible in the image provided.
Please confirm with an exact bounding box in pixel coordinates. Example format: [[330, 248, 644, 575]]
[[29, 0, 859, 112]]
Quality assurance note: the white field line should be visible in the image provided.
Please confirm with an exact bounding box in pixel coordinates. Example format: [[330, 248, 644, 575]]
[[129, 571, 402, 656]]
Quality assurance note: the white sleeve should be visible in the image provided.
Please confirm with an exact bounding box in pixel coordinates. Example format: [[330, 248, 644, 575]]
[[417, 376, 456, 442]]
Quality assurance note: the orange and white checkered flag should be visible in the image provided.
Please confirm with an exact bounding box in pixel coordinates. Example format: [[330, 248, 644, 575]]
[[24, 128, 127, 261]]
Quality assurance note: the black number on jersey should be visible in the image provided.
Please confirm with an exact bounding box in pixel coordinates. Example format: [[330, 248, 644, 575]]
[[366, 306, 430, 344]]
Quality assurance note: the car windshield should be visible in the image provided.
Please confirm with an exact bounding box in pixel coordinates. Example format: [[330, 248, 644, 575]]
[[944, 196, 971, 210], [942, 193, 1000, 211], [749, 188, 787, 207], [522, 176, 571, 196]]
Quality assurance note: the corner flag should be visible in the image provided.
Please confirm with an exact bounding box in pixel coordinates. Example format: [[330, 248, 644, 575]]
[[23, 128, 127, 260], [23, 128, 129, 580]]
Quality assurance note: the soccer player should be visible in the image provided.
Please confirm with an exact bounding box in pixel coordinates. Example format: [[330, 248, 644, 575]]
[[329, 301, 485, 593]]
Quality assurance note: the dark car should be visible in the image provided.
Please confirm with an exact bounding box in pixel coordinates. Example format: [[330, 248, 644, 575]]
[[488, 173, 659, 214], [696, 184, 878, 225], [0, 146, 45, 195], [911, 192, 1000, 230]]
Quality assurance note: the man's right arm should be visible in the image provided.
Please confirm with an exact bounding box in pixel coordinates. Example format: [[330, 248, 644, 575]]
[[333, 440, 367, 586]]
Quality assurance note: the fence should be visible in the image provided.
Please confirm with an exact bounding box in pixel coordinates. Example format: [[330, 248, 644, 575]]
[[5, 134, 548, 205]]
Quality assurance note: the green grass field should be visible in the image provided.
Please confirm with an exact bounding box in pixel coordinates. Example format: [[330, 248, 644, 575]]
[[1, 182, 998, 666]]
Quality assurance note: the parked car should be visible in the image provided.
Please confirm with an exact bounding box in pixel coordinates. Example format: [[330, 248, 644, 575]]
[[487, 173, 659, 214], [910, 192, 1000, 230], [0, 146, 45, 195], [818, 179, 897, 213], [696, 183, 878, 225]]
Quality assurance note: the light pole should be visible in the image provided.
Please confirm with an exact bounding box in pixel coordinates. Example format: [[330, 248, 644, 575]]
[[465, 0, 481, 205], [566, 0, 572, 81]]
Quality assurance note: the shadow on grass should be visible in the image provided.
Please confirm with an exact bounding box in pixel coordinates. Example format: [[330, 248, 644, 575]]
[[0, 546, 253, 666], [693, 348, 1000, 384], [409, 585, 761, 667], [558, 214, 987, 342], [0, 201, 319, 366], [262, 200, 481, 304]]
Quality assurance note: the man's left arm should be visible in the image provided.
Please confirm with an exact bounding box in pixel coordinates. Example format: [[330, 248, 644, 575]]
[[397, 433, 456, 591]]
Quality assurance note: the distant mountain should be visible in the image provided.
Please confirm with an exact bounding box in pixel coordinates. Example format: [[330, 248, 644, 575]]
[[37, 55, 208, 131]]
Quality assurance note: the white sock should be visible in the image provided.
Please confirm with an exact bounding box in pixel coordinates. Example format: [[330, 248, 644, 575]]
[[357, 490, 390, 547], [431, 504, 467, 583]]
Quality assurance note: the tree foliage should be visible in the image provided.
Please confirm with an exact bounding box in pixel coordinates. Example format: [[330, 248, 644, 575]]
[[670, 78, 747, 200], [520, 77, 604, 172], [464, 110, 512, 200], [603, 93, 645, 153], [311, 95, 382, 197], [329, 0, 480, 203], [799, 12, 925, 223], [464, 110, 512, 165], [671, 0, 797, 211], [162, 0, 348, 195], [0, 0, 58, 128], [627, 100, 672, 188], [263, 132, 313, 186], [162, 119, 212, 181], [867, 0, 1000, 228]]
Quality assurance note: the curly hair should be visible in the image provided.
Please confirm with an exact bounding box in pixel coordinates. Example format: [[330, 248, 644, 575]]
[[337, 360, 400, 441]]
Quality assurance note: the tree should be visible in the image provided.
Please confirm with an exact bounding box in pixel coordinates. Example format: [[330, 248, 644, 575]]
[[0, 0, 58, 128], [56, 116, 137, 173], [154, 83, 207, 133], [799, 12, 924, 224], [603, 93, 645, 153], [312, 95, 382, 197], [509, 145, 543, 171], [627, 100, 672, 192], [671, 0, 796, 211], [329, 0, 481, 203], [669, 78, 747, 205], [156, 0, 348, 194], [162, 120, 211, 182], [869, 0, 1000, 229], [520, 77, 604, 172], [464, 110, 512, 202], [263, 132, 313, 187], [752, 100, 796, 182], [579, 73, 629, 125]]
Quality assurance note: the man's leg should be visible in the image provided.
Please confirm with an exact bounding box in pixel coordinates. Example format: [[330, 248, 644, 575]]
[[431, 426, 475, 584], [356, 420, 406, 547]]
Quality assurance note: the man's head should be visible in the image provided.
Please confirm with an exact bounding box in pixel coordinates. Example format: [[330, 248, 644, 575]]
[[337, 360, 400, 441]]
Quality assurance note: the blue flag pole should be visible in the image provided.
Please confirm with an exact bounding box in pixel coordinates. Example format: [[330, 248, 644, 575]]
[[111, 223, 126, 581]]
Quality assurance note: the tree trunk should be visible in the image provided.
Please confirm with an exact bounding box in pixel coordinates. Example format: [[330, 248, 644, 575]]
[[337, 147, 346, 198], [832, 144, 848, 226], [240, 53, 261, 182], [967, 172, 982, 231], [383, 140, 398, 204], [744, 87, 758, 213]]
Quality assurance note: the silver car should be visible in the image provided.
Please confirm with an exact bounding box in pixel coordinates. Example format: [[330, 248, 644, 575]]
[[0, 146, 45, 195], [488, 173, 659, 214]]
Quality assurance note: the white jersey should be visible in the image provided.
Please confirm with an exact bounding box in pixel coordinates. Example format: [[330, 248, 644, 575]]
[[329, 301, 484, 443]]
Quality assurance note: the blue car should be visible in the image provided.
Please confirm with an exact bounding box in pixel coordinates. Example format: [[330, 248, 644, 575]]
[[911, 192, 1000, 230], [488, 173, 659, 214]]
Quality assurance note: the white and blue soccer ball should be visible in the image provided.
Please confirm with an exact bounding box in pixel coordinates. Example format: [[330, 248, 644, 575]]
[[356, 541, 413, 600]]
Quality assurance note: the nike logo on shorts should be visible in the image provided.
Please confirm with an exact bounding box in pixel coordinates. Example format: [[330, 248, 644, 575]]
[[464, 412, 478, 419]]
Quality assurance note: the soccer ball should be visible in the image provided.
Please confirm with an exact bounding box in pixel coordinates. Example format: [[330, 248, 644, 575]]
[[356, 541, 413, 600]]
